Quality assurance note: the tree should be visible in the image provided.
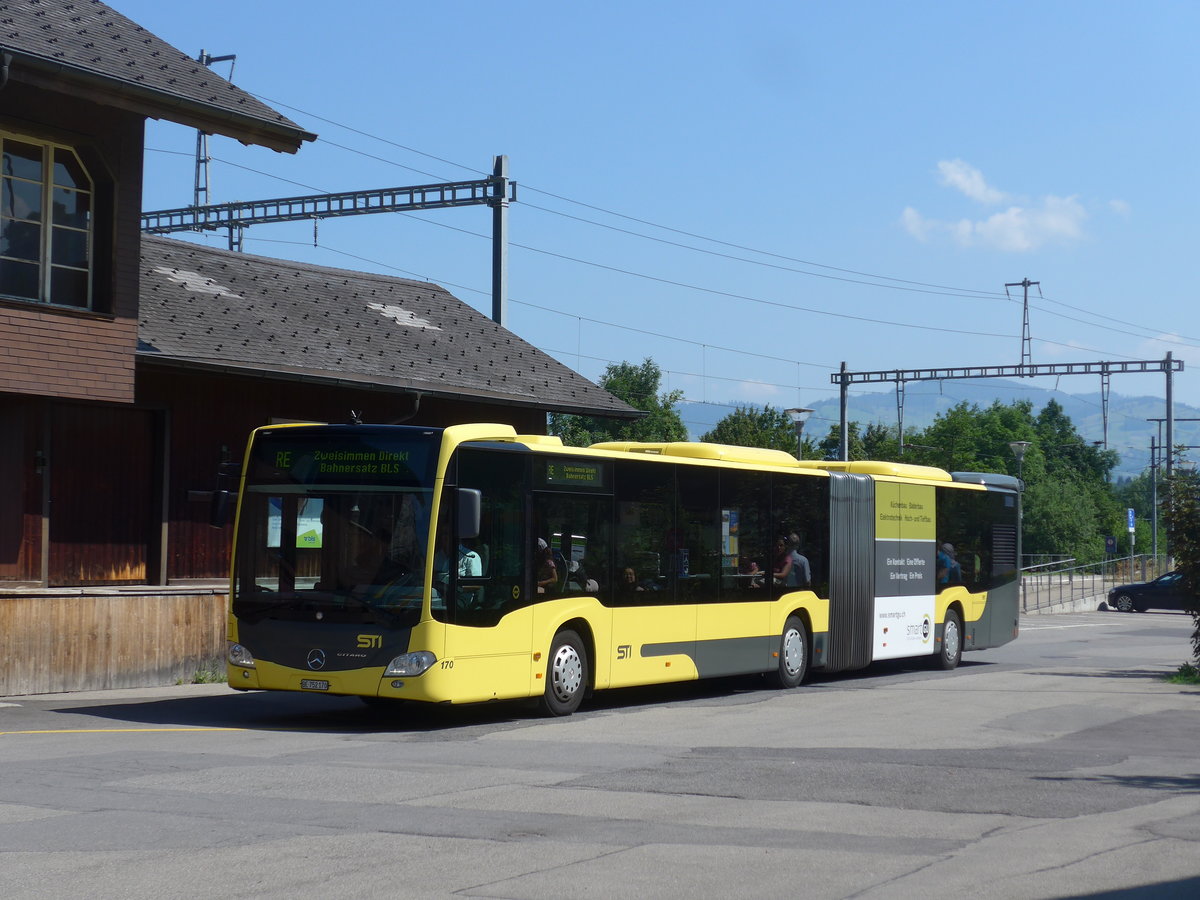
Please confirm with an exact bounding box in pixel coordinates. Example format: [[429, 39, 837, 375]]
[[701, 405, 816, 456], [898, 398, 1122, 566], [549, 358, 687, 447], [817, 422, 865, 461], [1112, 470, 1158, 553], [905, 400, 1037, 475], [816, 422, 900, 462], [861, 422, 899, 460], [1161, 461, 1200, 662], [1022, 474, 1102, 565]]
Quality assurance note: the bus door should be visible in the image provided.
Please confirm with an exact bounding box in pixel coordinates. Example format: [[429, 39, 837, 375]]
[[696, 470, 771, 677], [438, 450, 532, 703], [530, 489, 613, 687]]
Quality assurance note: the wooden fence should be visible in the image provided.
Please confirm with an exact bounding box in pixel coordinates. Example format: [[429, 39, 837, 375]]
[[0, 588, 226, 696]]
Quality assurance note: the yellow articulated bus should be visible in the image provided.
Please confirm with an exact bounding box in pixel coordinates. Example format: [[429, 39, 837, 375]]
[[225, 423, 1020, 715]]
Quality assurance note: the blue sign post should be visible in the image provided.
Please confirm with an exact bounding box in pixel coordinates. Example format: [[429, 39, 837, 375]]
[[1127, 508, 1136, 555]]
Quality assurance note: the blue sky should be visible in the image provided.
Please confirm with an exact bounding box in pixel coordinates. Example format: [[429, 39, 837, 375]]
[[122, 0, 1200, 463]]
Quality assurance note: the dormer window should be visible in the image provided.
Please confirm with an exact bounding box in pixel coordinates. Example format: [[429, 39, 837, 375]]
[[1, 134, 94, 309]]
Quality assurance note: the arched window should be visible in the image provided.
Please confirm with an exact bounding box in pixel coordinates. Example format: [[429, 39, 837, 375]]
[[1, 134, 94, 309]]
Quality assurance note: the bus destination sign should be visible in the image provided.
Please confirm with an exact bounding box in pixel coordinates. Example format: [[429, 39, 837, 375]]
[[251, 431, 436, 486], [543, 459, 605, 488]]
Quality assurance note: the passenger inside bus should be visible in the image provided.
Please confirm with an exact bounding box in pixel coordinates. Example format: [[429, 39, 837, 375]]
[[772, 535, 793, 585], [535, 539, 558, 594], [787, 533, 812, 588], [937, 542, 962, 585]]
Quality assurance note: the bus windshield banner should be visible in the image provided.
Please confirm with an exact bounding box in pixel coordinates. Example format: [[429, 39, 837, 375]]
[[249, 428, 438, 487]]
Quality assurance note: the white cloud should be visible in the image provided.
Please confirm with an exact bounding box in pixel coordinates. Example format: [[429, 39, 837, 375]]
[[937, 159, 1007, 204], [901, 162, 1088, 253], [968, 196, 1087, 251], [1109, 199, 1131, 216], [901, 207, 932, 242]]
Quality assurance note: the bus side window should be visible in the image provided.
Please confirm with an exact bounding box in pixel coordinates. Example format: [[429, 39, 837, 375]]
[[614, 459, 674, 604], [721, 471, 770, 597], [677, 466, 719, 602], [532, 493, 612, 600]]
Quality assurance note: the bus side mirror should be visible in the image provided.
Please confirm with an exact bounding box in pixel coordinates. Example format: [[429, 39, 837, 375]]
[[457, 488, 481, 540], [210, 459, 241, 528], [210, 490, 237, 528]]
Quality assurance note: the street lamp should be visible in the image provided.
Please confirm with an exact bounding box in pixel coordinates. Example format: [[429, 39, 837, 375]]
[[785, 407, 814, 458], [1008, 440, 1032, 609], [1008, 441, 1031, 483]]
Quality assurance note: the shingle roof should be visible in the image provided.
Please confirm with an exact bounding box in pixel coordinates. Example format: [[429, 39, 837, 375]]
[[0, 0, 314, 152], [137, 236, 636, 418]]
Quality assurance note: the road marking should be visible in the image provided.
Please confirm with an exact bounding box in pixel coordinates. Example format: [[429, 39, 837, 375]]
[[1019, 622, 1110, 630], [0, 727, 244, 736]]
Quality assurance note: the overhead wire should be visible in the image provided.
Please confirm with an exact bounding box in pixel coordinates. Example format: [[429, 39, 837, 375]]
[[242, 96, 1200, 353], [148, 137, 1198, 354], [146, 106, 1196, 450]]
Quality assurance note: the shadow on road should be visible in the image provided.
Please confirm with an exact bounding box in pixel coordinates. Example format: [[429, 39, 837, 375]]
[[1061, 875, 1200, 899], [1018, 667, 1182, 682], [50, 689, 536, 735], [45, 657, 1001, 735], [1035, 772, 1200, 793]]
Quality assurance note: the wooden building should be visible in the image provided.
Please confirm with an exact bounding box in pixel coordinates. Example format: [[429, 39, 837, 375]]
[[0, 1, 632, 695]]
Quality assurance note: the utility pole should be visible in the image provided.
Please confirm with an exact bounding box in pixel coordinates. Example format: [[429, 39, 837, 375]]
[[1166, 351, 1174, 478], [489, 155, 509, 325], [193, 50, 236, 211], [1006, 278, 1039, 372], [838, 362, 849, 461], [1150, 436, 1159, 559]]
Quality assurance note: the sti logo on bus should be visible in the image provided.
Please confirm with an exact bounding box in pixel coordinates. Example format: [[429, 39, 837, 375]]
[[357, 634, 382, 649], [616, 645, 632, 660]]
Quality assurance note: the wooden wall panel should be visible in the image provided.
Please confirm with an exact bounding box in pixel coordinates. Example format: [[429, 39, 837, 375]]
[[0, 591, 226, 696], [0, 398, 44, 582], [48, 405, 155, 586]]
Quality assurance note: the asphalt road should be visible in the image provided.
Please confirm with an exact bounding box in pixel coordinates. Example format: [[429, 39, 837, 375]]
[[2, 610, 1198, 899]]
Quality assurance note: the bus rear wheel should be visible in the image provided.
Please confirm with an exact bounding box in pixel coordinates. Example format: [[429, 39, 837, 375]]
[[769, 615, 808, 689], [936, 609, 963, 670], [539, 630, 588, 716]]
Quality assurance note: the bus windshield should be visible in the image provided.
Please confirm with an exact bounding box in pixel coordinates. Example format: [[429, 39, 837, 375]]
[[233, 488, 434, 627], [232, 427, 441, 627]]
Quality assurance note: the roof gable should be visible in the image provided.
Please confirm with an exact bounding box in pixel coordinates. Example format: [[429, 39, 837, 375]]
[[1, 0, 314, 152], [137, 236, 635, 418]]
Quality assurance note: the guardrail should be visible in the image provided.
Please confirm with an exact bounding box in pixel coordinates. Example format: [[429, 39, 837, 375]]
[[1019, 554, 1170, 613]]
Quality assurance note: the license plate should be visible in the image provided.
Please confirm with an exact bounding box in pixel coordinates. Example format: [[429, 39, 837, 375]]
[[300, 679, 330, 691]]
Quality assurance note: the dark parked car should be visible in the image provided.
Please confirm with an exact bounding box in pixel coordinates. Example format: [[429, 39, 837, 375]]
[[1108, 572, 1195, 613]]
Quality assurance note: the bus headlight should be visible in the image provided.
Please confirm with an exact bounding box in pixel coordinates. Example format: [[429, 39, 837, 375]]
[[227, 642, 256, 668], [384, 651, 437, 676]]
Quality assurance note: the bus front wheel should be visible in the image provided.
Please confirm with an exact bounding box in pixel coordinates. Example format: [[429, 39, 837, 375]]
[[769, 615, 809, 689], [539, 630, 588, 716], [936, 609, 963, 670]]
